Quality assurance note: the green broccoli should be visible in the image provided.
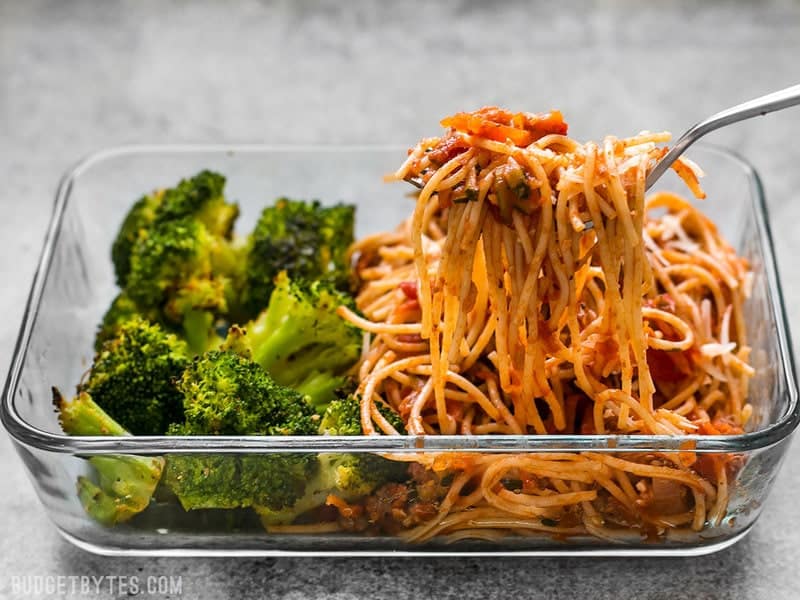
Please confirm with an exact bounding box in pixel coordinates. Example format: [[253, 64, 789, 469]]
[[108, 170, 242, 353], [81, 171, 374, 527], [234, 272, 361, 411], [162, 453, 319, 512], [322, 451, 408, 498], [153, 170, 239, 238], [163, 348, 321, 512], [173, 349, 319, 436], [318, 395, 407, 500], [319, 394, 406, 436], [94, 292, 161, 352], [257, 395, 408, 526], [110, 171, 238, 289], [53, 389, 164, 526], [165, 356, 405, 521], [318, 394, 364, 436], [56, 388, 128, 437], [111, 190, 164, 288], [240, 198, 355, 319], [126, 217, 237, 354], [80, 318, 190, 435], [161, 454, 241, 510], [239, 454, 318, 510], [254, 452, 409, 526]]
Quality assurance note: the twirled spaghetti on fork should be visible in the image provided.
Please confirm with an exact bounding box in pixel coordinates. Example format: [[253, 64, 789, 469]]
[[330, 107, 753, 541]]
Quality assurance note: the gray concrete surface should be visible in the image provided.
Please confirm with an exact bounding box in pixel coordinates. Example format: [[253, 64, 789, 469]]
[[2, 1, 800, 598]]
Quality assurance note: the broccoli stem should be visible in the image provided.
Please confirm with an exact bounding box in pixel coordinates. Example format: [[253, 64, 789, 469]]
[[77, 477, 125, 526], [54, 389, 164, 526], [56, 390, 128, 436], [79, 455, 165, 526], [295, 372, 348, 412], [270, 346, 344, 386], [182, 309, 216, 356], [248, 315, 304, 372]]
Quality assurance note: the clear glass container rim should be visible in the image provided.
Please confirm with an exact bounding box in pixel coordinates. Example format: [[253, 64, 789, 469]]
[[2, 143, 797, 455]]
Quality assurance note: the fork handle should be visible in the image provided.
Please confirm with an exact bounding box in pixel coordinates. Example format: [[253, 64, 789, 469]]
[[645, 83, 800, 189]]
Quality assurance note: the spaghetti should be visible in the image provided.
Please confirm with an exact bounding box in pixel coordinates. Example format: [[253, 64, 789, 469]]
[[337, 107, 753, 541]]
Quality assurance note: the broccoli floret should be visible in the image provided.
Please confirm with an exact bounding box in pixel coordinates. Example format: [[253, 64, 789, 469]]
[[318, 395, 363, 436], [236, 273, 361, 410], [53, 389, 164, 526], [323, 452, 408, 498], [80, 318, 190, 435], [240, 199, 355, 319], [248, 274, 360, 371], [162, 453, 319, 512], [153, 170, 239, 238], [126, 217, 236, 354], [111, 190, 163, 288], [162, 454, 241, 510], [225, 325, 355, 410], [164, 349, 320, 511], [110, 171, 237, 290], [174, 349, 319, 436], [319, 394, 406, 436], [94, 292, 162, 352], [239, 454, 319, 510], [257, 396, 408, 526], [109, 170, 241, 354], [164, 274, 231, 354], [254, 452, 408, 526]]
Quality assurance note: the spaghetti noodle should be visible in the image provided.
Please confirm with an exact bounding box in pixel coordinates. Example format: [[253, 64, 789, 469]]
[[336, 107, 753, 541]]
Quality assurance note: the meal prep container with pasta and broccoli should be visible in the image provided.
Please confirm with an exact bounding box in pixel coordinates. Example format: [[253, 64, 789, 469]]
[[2, 144, 798, 556]]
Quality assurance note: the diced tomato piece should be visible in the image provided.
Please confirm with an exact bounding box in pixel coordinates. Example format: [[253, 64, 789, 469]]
[[441, 106, 568, 147], [399, 280, 418, 300], [647, 349, 685, 383], [427, 134, 469, 165], [694, 454, 720, 480], [394, 298, 420, 320], [579, 409, 595, 434], [446, 400, 464, 422]]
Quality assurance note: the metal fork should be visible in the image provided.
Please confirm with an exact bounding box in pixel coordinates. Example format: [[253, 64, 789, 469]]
[[645, 82, 800, 188]]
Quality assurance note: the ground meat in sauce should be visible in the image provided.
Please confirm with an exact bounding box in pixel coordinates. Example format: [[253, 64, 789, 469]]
[[335, 464, 448, 534], [335, 481, 440, 535]]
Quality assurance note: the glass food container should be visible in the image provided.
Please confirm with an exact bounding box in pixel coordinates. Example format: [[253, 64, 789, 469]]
[[2, 145, 797, 556]]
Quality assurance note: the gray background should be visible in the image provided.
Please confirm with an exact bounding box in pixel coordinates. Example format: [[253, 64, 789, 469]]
[[2, 1, 800, 598]]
